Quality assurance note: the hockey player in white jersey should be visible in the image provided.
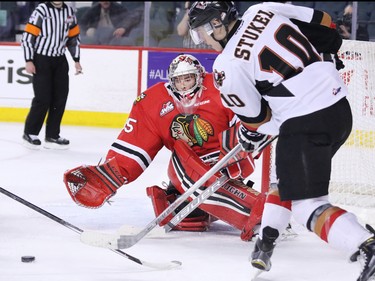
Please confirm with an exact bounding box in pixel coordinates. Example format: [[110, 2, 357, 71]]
[[188, 2, 375, 281]]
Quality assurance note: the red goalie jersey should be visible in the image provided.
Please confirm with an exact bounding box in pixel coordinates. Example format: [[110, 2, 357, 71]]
[[106, 73, 236, 181]]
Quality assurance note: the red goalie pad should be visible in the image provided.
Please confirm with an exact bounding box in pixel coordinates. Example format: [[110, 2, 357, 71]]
[[146, 185, 176, 226], [146, 185, 211, 231], [167, 139, 265, 240], [63, 157, 126, 208]]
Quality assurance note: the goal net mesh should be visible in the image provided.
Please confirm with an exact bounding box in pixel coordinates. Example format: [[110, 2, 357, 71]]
[[261, 40, 375, 225], [329, 40, 375, 215]]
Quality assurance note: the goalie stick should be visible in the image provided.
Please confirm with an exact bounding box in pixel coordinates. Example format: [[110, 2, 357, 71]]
[[81, 136, 277, 250], [0, 186, 181, 270]]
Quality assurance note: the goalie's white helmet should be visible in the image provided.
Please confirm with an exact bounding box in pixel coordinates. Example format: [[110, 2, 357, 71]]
[[168, 54, 206, 115]]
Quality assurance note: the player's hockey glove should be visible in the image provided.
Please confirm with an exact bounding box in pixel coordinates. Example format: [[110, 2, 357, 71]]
[[238, 123, 268, 152], [63, 157, 126, 208]]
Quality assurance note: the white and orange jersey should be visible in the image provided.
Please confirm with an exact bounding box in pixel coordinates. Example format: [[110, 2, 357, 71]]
[[106, 73, 237, 183], [213, 2, 348, 135]]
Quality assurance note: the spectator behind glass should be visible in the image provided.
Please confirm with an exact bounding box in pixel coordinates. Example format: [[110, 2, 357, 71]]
[[176, 1, 211, 49], [125, 2, 177, 47], [337, 4, 369, 41], [149, 2, 177, 45], [0, 2, 17, 41], [16, 2, 39, 26], [79, 1, 141, 46]]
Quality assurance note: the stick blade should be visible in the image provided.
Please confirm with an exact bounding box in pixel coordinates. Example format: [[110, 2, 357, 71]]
[[142, 260, 182, 270]]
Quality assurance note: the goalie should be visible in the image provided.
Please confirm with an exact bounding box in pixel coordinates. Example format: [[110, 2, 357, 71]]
[[63, 54, 269, 241]]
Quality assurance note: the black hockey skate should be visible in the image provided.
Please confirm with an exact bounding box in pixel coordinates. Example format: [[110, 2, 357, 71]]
[[250, 226, 279, 271], [350, 224, 375, 281], [44, 136, 70, 150]]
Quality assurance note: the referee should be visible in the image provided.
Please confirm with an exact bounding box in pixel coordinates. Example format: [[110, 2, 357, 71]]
[[21, 1, 83, 150]]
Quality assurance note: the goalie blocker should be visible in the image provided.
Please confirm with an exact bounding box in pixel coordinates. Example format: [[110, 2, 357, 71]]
[[147, 139, 266, 241]]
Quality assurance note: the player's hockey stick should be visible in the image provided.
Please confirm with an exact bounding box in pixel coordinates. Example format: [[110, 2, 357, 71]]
[[0, 186, 181, 270], [81, 136, 277, 249]]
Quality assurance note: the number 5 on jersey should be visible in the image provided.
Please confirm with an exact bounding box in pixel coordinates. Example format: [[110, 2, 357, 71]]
[[124, 117, 137, 133]]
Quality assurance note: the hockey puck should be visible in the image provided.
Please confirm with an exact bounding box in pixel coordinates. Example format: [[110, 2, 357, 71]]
[[21, 256, 35, 263]]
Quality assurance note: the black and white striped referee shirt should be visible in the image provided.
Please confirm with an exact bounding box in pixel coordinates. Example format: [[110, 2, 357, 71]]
[[21, 2, 81, 62]]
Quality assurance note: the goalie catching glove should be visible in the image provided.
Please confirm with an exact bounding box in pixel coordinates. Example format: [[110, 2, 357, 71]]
[[238, 123, 269, 152], [63, 157, 126, 208]]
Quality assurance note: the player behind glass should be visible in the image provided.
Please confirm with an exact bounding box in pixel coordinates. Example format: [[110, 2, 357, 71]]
[[187, 2, 375, 281], [63, 54, 268, 241]]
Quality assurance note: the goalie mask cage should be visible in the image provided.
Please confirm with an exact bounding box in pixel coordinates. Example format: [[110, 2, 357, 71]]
[[260, 40, 375, 225]]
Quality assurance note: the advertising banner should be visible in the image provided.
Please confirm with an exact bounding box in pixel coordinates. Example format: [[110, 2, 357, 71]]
[[146, 51, 218, 88]]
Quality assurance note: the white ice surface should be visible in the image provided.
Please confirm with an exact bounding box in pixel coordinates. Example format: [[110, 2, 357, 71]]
[[0, 122, 361, 281]]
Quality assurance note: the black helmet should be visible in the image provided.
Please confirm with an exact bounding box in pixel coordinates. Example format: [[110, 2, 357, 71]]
[[188, 2, 238, 29], [188, 2, 238, 46]]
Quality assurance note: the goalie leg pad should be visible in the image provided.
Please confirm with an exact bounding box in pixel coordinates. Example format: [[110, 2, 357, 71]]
[[168, 140, 221, 189], [198, 180, 265, 239], [146, 185, 175, 226], [241, 192, 266, 241], [168, 140, 265, 238], [146, 185, 210, 231], [63, 157, 125, 208], [171, 215, 210, 232]]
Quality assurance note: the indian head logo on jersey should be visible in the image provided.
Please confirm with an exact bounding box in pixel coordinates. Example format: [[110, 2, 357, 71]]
[[213, 69, 226, 88], [170, 114, 213, 147], [160, 101, 174, 116]]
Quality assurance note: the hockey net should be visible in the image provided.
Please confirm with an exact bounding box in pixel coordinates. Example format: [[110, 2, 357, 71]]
[[330, 40, 375, 208], [329, 40, 375, 224], [260, 40, 375, 225]]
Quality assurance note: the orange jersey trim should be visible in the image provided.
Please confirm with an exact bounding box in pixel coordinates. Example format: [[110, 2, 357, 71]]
[[69, 25, 80, 38], [24, 23, 41, 36]]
